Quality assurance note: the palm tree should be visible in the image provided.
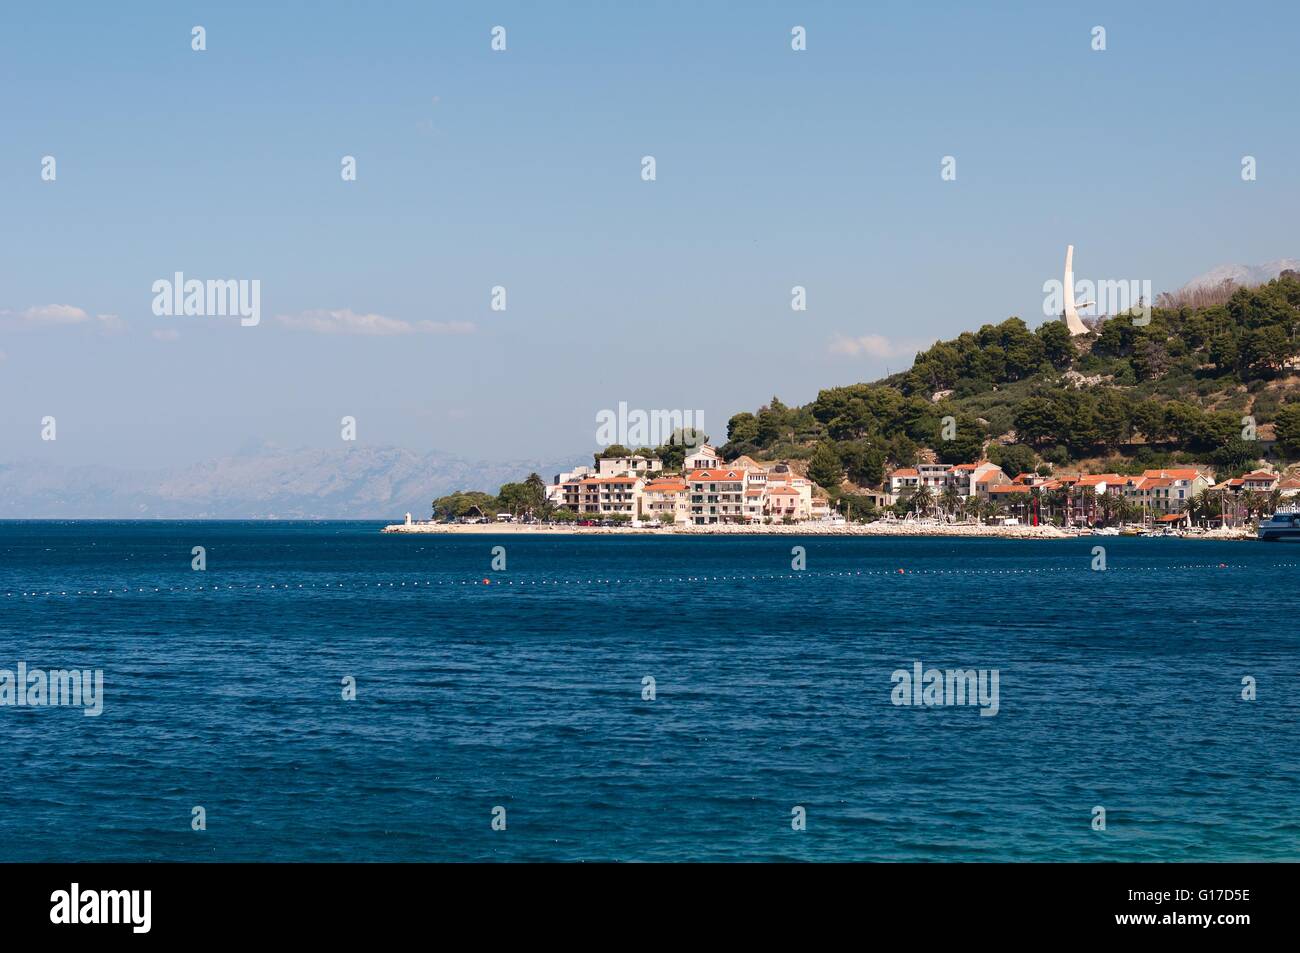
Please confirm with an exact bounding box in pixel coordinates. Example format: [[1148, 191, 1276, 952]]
[[910, 485, 934, 518], [940, 485, 961, 520], [956, 496, 976, 523], [1196, 491, 1216, 527], [981, 498, 1004, 525], [1037, 487, 1060, 525], [1097, 493, 1121, 527], [524, 472, 547, 512], [1116, 495, 1139, 527]]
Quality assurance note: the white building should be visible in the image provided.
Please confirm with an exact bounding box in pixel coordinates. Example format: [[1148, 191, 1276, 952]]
[[684, 444, 721, 471], [561, 476, 644, 516], [596, 454, 663, 478], [548, 465, 596, 506]]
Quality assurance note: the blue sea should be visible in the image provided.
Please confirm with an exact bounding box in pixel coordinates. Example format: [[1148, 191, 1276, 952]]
[[1, 521, 1296, 862]]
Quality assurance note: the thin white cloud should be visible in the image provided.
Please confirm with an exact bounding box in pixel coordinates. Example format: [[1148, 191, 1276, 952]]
[[1, 304, 87, 326], [828, 333, 917, 359], [276, 309, 474, 336], [152, 328, 181, 342], [0, 304, 123, 333]]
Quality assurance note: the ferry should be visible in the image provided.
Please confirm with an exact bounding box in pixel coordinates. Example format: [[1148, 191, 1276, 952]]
[[1258, 510, 1300, 541]]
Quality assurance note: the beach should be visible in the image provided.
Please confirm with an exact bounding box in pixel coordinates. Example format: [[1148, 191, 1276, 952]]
[[382, 520, 1077, 539], [382, 520, 1260, 540]]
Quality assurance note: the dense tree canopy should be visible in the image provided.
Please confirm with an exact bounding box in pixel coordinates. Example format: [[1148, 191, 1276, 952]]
[[713, 273, 1300, 491]]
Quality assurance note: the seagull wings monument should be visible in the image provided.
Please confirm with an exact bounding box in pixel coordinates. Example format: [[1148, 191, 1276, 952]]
[[1062, 245, 1094, 336]]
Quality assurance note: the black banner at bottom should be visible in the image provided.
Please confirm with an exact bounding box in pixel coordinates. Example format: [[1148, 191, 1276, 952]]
[[0, 862, 1279, 940]]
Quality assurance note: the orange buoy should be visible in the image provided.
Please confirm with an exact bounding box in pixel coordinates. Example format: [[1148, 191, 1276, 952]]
[[482, 578, 490, 585]]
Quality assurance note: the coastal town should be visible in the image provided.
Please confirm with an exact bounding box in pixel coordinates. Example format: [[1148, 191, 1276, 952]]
[[385, 443, 1300, 539], [382, 265, 1300, 540]]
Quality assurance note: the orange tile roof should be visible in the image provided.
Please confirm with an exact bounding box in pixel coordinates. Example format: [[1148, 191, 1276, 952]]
[[1142, 469, 1202, 480], [1076, 474, 1123, 486], [988, 484, 1032, 494], [643, 481, 686, 493], [891, 468, 919, 477]]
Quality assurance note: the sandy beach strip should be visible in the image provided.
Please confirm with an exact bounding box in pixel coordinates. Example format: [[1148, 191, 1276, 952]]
[[381, 521, 1080, 539]]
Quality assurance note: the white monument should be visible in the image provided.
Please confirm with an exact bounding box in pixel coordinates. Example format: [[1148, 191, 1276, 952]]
[[1062, 245, 1095, 336]]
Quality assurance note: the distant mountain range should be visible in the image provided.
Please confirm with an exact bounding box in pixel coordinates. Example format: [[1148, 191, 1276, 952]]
[[0, 445, 575, 519], [1183, 258, 1300, 290]]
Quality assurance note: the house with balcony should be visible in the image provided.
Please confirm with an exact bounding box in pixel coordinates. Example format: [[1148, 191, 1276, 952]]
[[889, 468, 920, 495], [765, 485, 801, 521], [687, 468, 747, 524], [640, 479, 689, 524], [1241, 469, 1280, 493], [915, 462, 951, 489], [566, 476, 644, 516], [1125, 475, 1197, 516], [948, 461, 1008, 497]]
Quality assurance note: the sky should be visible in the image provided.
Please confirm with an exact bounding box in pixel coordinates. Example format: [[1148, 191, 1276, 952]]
[[2, 0, 1298, 468]]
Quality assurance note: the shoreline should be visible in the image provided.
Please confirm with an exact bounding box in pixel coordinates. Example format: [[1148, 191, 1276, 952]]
[[382, 521, 1260, 540], [385, 521, 1065, 539]]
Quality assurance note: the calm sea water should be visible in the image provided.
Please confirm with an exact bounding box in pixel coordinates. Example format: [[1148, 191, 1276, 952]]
[[0, 521, 1296, 862]]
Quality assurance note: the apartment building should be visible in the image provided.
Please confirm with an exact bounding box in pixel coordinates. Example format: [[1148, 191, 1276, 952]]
[[570, 476, 644, 516], [687, 467, 747, 524], [640, 479, 689, 524]]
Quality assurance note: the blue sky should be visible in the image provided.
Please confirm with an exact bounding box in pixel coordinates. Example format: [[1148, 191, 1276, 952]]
[[2, 1, 1297, 467]]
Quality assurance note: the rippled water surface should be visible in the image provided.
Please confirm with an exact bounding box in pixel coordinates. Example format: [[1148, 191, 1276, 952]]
[[1, 521, 1296, 861]]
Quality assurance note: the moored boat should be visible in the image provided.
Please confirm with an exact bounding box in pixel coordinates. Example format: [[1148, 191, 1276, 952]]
[[1258, 511, 1300, 542]]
